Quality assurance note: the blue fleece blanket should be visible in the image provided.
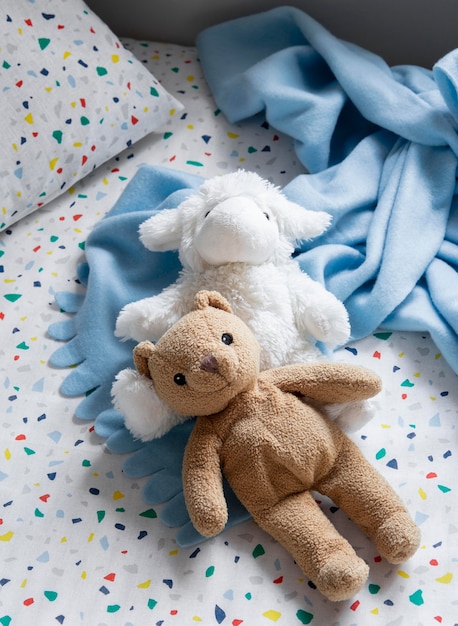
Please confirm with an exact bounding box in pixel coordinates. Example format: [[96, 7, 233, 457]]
[[49, 6, 458, 545], [197, 6, 458, 373]]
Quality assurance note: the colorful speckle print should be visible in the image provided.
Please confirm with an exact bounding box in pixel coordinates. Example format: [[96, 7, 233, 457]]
[[0, 40, 457, 624], [0, 1, 183, 231]]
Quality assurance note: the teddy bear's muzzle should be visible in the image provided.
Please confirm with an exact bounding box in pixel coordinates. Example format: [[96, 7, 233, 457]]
[[200, 353, 219, 374]]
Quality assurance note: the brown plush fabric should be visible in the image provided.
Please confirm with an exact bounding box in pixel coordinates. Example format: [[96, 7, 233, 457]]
[[134, 290, 420, 602]]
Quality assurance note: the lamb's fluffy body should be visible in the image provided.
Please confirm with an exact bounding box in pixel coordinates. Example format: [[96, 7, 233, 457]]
[[112, 171, 366, 441]]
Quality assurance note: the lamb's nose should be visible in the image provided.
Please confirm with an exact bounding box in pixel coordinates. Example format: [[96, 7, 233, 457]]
[[200, 354, 219, 373]]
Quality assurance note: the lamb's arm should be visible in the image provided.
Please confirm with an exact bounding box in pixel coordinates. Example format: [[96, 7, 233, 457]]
[[182, 419, 228, 537], [287, 265, 350, 347], [115, 283, 189, 342], [262, 363, 382, 404]]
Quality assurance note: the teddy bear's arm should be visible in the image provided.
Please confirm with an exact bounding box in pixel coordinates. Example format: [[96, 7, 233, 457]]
[[287, 267, 351, 347], [182, 419, 228, 537], [263, 363, 382, 404]]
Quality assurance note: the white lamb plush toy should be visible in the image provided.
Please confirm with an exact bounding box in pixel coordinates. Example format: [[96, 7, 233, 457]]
[[112, 170, 374, 440]]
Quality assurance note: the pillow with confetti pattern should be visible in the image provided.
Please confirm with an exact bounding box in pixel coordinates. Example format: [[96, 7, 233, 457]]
[[0, 0, 183, 230]]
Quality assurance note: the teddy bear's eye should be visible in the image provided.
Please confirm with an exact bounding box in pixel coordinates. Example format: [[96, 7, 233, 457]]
[[174, 373, 187, 386], [221, 333, 233, 345]]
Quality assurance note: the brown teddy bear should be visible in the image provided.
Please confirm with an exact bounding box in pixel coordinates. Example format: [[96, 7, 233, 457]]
[[133, 290, 420, 602]]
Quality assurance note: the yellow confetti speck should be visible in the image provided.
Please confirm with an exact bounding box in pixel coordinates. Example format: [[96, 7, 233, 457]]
[[49, 157, 59, 171], [187, 124, 194, 130], [262, 610, 282, 622], [227, 131, 240, 139], [169, 549, 179, 556], [370, 608, 379, 615], [4, 449, 11, 461], [381, 423, 391, 429], [81, 571, 87, 580], [192, 617, 203, 622], [24, 112, 34, 124], [436, 572, 453, 584], [0, 531, 14, 542], [186, 75, 194, 82], [88, 533, 95, 542], [21, 579, 27, 588], [63, 51, 71, 59], [398, 351, 405, 358], [137, 579, 151, 589], [413, 372, 421, 378], [113, 490, 125, 500], [397, 570, 410, 578], [418, 487, 427, 500], [111, 54, 119, 63], [61, 537, 67, 543]]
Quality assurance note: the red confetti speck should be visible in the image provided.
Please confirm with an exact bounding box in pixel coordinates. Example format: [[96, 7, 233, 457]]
[[127, 82, 131, 90], [273, 134, 279, 140], [73, 214, 83, 221], [0, 312, 4, 320], [16, 80, 23, 88], [91, 144, 96, 152], [81, 155, 88, 166], [33, 245, 41, 252], [56, 168, 63, 174], [373, 350, 381, 359], [111, 168, 120, 173], [426, 472, 438, 479], [57, 24, 65, 29], [15, 434, 26, 440], [24, 18, 33, 26], [80, 98, 86, 108], [430, 559, 439, 566], [14, 355, 20, 361], [273, 576, 283, 584], [170, 610, 178, 615], [104, 573, 116, 582], [401, 393, 408, 400], [232, 621, 244, 626], [24, 597, 34, 606], [90, 27, 96, 34], [350, 600, 360, 611], [434, 617, 443, 623], [374, 555, 382, 562], [39, 494, 50, 503], [32, 132, 39, 137], [131, 115, 139, 125]]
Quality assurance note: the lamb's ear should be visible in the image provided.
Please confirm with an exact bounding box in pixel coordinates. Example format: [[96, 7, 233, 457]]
[[133, 341, 156, 378], [139, 209, 182, 251], [276, 197, 331, 240], [194, 290, 233, 313]]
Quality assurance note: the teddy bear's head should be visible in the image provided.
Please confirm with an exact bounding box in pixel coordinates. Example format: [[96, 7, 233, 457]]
[[138, 170, 331, 272], [133, 291, 261, 416]]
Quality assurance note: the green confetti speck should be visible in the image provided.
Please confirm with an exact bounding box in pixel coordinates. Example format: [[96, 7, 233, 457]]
[[373, 332, 392, 340], [107, 605, 121, 613], [24, 447, 36, 456], [186, 160, 203, 167], [438, 484, 451, 493], [78, 241, 86, 251], [252, 544, 265, 558], [368, 583, 381, 594], [50, 235, 59, 243], [376, 448, 386, 460], [163, 132, 173, 140], [401, 379, 414, 388], [147, 598, 158, 610], [409, 589, 424, 606], [82, 459, 91, 467], [97, 510, 106, 523], [44, 590, 58, 602], [52, 130, 63, 144], [34, 508, 44, 518], [38, 38, 51, 50], [4, 294, 22, 303], [150, 86, 159, 97], [248, 146, 258, 153], [205, 566, 215, 577], [80, 116, 90, 126], [245, 592, 252, 600], [139, 509, 157, 519], [296, 609, 314, 624], [96, 66, 108, 76], [16, 342, 29, 350]]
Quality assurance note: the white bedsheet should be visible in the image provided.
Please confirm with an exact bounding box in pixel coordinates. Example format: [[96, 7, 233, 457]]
[[1, 40, 457, 625]]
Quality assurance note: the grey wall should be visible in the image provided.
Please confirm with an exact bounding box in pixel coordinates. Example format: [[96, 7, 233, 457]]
[[86, 0, 458, 68]]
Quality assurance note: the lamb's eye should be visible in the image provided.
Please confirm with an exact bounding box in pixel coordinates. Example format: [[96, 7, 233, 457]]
[[174, 373, 187, 386], [221, 333, 233, 345], [263, 212, 270, 220]]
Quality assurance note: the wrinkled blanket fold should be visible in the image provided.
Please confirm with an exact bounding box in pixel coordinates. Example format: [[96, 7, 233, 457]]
[[49, 6, 458, 545]]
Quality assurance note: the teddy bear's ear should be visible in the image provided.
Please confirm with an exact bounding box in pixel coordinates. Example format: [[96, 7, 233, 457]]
[[133, 341, 156, 378], [139, 209, 182, 252], [275, 196, 332, 240], [194, 290, 233, 313]]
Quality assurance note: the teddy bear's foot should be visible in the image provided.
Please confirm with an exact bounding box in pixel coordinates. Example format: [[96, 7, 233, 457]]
[[315, 553, 369, 602], [373, 511, 421, 564]]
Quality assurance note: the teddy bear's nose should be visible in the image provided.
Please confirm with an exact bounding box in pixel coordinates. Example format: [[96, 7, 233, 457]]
[[200, 353, 219, 373]]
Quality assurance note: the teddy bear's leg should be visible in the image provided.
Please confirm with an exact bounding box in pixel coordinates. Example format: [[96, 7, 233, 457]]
[[316, 436, 420, 564], [254, 490, 369, 602]]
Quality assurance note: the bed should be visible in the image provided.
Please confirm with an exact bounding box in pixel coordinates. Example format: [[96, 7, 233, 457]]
[[1, 1, 457, 624]]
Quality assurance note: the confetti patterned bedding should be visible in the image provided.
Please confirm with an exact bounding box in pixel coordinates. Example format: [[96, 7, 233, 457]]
[[1, 39, 458, 626]]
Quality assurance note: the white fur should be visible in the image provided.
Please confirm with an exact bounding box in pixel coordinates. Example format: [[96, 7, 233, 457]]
[[112, 171, 375, 440]]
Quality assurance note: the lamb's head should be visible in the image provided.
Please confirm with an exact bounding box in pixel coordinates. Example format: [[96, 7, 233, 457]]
[[139, 170, 331, 271]]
